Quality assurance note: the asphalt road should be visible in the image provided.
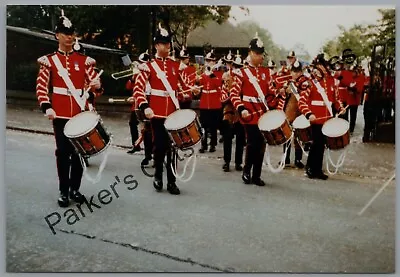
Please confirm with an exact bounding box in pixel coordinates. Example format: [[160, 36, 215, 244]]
[[6, 130, 395, 273]]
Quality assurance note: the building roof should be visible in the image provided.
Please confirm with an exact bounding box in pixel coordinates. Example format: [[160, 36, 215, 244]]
[[187, 21, 252, 48], [7, 25, 127, 55]]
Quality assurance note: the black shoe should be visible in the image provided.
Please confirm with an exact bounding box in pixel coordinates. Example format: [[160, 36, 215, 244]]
[[153, 178, 163, 192], [252, 178, 266, 186], [242, 172, 251, 184], [219, 137, 224, 143], [306, 169, 316, 179], [141, 158, 151, 166], [167, 183, 180, 195], [199, 147, 206, 153], [223, 163, 230, 172], [209, 146, 216, 153], [235, 164, 243, 171], [127, 146, 141, 154], [294, 160, 305, 169], [57, 193, 69, 207], [69, 190, 85, 204], [316, 172, 329, 180]]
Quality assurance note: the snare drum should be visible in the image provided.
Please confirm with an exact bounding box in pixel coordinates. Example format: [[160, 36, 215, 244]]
[[322, 117, 350, 150], [64, 111, 111, 157], [292, 115, 313, 143], [164, 109, 202, 149], [258, 110, 292, 145]]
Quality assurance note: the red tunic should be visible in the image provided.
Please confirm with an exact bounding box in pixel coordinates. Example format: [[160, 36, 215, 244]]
[[36, 50, 103, 119], [133, 57, 191, 118], [230, 64, 284, 125], [298, 78, 343, 125], [198, 73, 223, 110]]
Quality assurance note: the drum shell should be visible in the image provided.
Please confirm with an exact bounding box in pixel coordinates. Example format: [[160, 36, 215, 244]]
[[65, 115, 111, 157], [322, 118, 350, 150], [294, 126, 313, 144], [284, 94, 301, 123], [164, 110, 202, 150], [223, 102, 239, 124], [325, 132, 350, 150], [258, 111, 292, 146]]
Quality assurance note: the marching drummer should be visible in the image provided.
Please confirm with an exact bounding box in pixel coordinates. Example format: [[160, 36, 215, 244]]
[[298, 58, 345, 180], [230, 33, 285, 186], [133, 23, 196, 195], [36, 11, 103, 207]]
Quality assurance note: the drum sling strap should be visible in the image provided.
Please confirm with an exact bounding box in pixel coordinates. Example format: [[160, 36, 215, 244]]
[[243, 68, 269, 111], [311, 78, 333, 117], [150, 61, 180, 110], [51, 55, 86, 111]]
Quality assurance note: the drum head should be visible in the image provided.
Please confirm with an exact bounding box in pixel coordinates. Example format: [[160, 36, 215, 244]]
[[322, 118, 349, 137], [164, 109, 196, 130], [293, 115, 310, 129], [258, 110, 286, 131], [64, 111, 100, 138]]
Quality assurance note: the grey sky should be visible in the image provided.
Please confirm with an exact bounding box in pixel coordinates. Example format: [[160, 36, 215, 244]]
[[229, 5, 392, 57]]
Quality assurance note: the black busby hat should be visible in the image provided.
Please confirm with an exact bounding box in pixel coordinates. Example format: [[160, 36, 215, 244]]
[[138, 49, 150, 63], [248, 32, 265, 54], [342, 48, 356, 65], [291, 60, 302, 72], [287, 50, 296, 58], [223, 50, 234, 63], [179, 46, 189, 58], [205, 49, 216, 61], [267, 60, 276, 68], [153, 23, 172, 44], [54, 10, 75, 35]]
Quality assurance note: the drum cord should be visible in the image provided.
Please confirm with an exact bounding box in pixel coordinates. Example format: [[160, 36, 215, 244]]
[[296, 137, 309, 157], [170, 146, 197, 182], [140, 147, 194, 179], [79, 142, 111, 184], [264, 133, 293, 173], [325, 147, 348, 175]]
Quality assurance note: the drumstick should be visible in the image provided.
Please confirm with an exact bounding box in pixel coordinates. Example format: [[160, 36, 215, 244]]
[[108, 98, 128, 103], [85, 69, 104, 111], [336, 105, 350, 117], [181, 85, 203, 94]]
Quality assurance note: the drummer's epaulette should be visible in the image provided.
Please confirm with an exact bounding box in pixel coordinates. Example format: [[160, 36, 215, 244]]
[[232, 68, 243, 77], [85, 56, 97, 66], [37, 54, 53, 67], [138, 63, 150, 72]]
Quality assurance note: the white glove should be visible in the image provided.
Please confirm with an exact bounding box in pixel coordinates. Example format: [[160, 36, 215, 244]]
[[45, 108, 56, 120], [144, 107, 154, 119], [89, 78, 101, 89], [241, 109, 250, 119]]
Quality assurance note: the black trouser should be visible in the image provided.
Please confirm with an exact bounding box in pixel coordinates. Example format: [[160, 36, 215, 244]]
[[53, 118, 83, 195], [363, 101, 376, 141], [283, 137, 302, 163], [223, 120, 245, 165], [200, 109, 220, 149], [349, 105, 358, 133], [306, 124, 326, 175], [243, 124, 266, 180], [143, 121, 153, 160], [151, 118, 175, 183], [129, 111, 139, 146]]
